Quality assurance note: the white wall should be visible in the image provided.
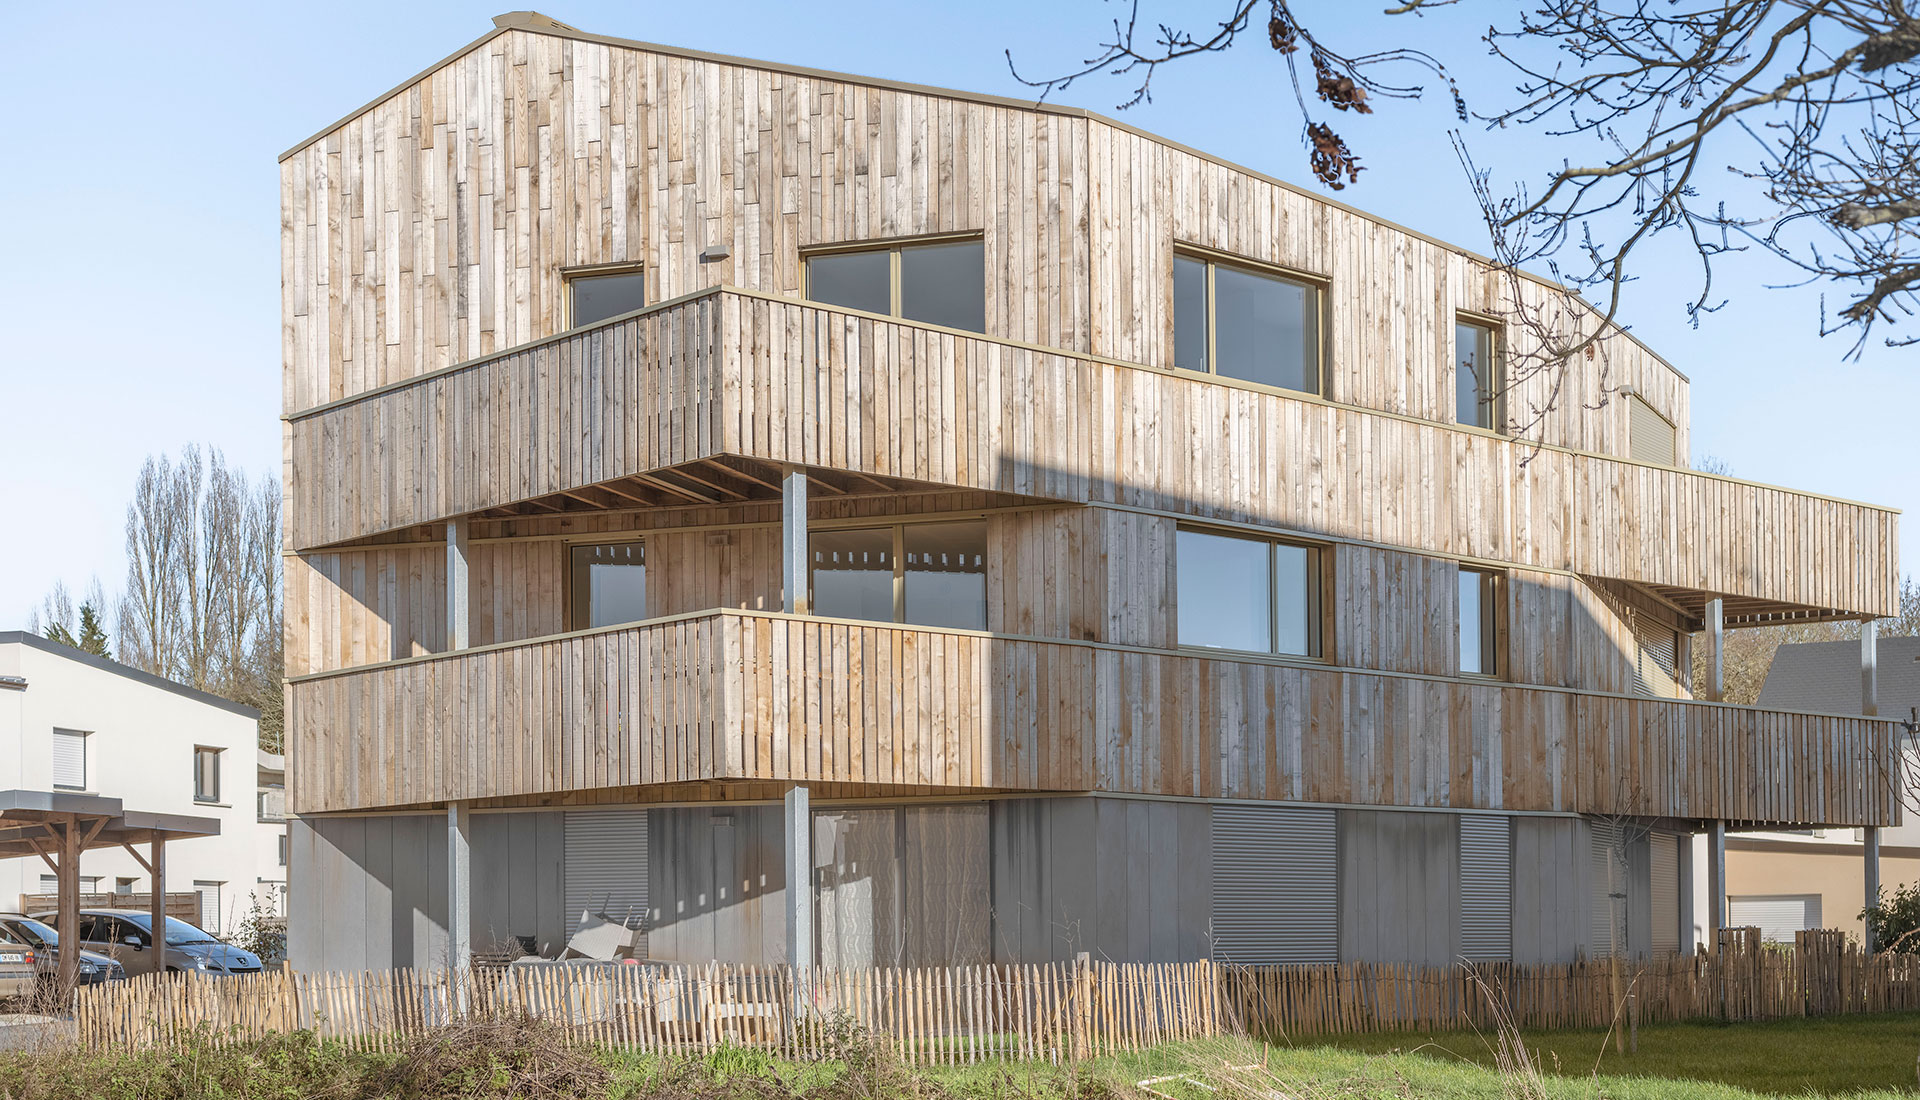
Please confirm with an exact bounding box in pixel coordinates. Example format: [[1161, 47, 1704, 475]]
[[0, 638, 282, 934]]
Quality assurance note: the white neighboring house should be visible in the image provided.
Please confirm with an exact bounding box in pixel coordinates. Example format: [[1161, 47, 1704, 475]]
[[0, 632, 285, 934]]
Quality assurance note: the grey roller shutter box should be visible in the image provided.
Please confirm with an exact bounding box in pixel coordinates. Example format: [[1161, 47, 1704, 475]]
[[1628, 395, 1677, 466], [1589, 820, 1627, 958], [1729, 895, 1821, 944], [564, 811, 649, 944], [51, 730, 85, 790], [1210, 805, 1336, 964], [1459, 815, 1512, 960], [1649, 831, 1680, 955]]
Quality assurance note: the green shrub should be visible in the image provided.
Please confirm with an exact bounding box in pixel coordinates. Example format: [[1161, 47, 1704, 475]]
[[1861, 882, 1920, 952]]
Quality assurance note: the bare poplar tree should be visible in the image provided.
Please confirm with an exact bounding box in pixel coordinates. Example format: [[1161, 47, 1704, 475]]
[[116, 445, 285, 749]]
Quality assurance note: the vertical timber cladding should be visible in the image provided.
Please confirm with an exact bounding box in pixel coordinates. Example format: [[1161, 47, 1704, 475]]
[[1460, 815, 1514, 961], [563, 811, 649, 942], [1210, 805, 1337, 964]]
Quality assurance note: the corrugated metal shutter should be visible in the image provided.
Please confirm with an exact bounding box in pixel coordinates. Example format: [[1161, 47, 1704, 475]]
[[1210, 805, 1336, 964], [1460, 815, 1512, 960], [1630, 617, 1681, 698], [1729, 895, 1821, 944], [52, 730, 86, 790], [564, 811, 649, 944], [1649, 831, 1680, 955], [1589, 820, 1627, 958], [1628, 395, 1677, 466]]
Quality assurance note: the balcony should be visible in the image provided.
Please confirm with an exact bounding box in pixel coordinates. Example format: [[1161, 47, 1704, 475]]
[[286, 610, 1899, 826], [284, 289, 1899, 624]]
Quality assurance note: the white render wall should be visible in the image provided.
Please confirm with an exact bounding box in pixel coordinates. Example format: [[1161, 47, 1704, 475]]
[[0, 636, 283, 934]]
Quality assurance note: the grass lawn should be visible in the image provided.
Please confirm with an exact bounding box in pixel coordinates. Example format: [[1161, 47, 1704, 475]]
[[1234, 1012, 1920, 1098]]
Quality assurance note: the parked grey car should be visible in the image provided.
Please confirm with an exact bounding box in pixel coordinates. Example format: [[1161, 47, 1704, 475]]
[[0, 914, 123, 987], [31, 909, 263, 977]]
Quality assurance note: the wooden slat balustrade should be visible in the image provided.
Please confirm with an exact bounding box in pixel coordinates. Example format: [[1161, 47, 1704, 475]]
[[285, 291, 1899, 621], [286, 610, 1899, 824]]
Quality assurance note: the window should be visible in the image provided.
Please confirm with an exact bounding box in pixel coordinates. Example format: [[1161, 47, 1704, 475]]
[[115, 878, 136, 895], [810, 520, 988, 630], [52, 729, 86, 790], [1627, 393, 1677, 466], [568, 542, 647, 629], [278, 834, 290, 868], [1458, 567, 1501, 676], [195, 882, 225, 934], [194, 747, 222, 804], [805, 239, 986, 333], [1173, 253, 1322, 394], [1175, 528, 1322, 657], [566, 266, 645, 328], [1455, 318, 1501, 429]]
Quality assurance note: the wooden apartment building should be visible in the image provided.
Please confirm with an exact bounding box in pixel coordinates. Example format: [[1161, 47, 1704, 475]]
[[282, 12, 1903, 971]]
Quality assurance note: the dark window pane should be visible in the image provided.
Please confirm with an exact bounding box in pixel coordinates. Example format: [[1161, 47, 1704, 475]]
[[570, 271, 646, 327], [1274, 543, 1316, 657], [807, 250, 892, 315], [1459, 568, 1485, 674], [904, 521, 988, 630], [1173, 256, 1209, 372], [811, 528, 895, 622], [899, 242, 986, 332], [1213, 264, 1317, 393], [1177, 530, 1272, 652], [1456, 321, 1496, 427], [571, 543, 647, 628]]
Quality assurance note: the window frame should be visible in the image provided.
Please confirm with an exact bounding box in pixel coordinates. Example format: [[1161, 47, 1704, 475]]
[[807, 518, 990, 629], [1453, 313, 1504, 432], [561, 262, 646, 330], [193, 746, 223, 805], [1457, 566, 1505, 679], [1172, 246, 1328, 397], [563, 538, 649, 632], [1173, 524, 1329, 660], [801, 232, 987, 330]]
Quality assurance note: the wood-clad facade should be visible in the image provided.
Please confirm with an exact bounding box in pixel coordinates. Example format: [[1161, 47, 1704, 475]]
[[282, 14, 1900, 973]]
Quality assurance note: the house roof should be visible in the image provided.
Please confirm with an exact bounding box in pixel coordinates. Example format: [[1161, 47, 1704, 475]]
[[0, 633, 259, 720], [1756, 636, 1920, 719]]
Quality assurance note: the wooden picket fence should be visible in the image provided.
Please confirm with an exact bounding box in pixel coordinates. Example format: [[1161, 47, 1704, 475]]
[[73, 959, 1224, 1062], [69, 931, 1920, 1057]]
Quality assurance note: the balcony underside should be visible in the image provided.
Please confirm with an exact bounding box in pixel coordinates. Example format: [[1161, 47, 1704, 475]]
[[285, 289, 1899, 623], [287, 610, 1899, 827]]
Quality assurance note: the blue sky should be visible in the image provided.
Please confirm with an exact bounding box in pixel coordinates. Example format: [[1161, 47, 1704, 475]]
[[0, 1, 1910, 625]]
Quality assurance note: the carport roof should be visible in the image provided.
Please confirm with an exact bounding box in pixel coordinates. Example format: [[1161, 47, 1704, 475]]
[[0, 790, 219, 859]]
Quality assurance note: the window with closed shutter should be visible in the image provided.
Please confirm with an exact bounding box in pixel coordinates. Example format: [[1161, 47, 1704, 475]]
[[1649, 831, 1681, 955], [1729, 895, 1821, 943], [52, 730, 87, 790], [1627, 394, 1677, 466], [1211, 806, 1337, 964], [564, 811, 650, 943], [1460, 815, 1513, 960]]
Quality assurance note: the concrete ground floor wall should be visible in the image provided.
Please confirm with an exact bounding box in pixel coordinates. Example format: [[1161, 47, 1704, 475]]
[[288, 796, 1695, 973], [1722, 836, 1918, 944]]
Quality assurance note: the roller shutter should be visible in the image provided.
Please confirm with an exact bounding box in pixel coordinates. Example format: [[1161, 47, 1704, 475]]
[[1210, 806, 1336, 964], [1460, 815, 1512, 960], [52, 730, 86, 790], [1729, 895, 1821, 944], [1589, 820, 1627, 958], [1649, 831, 1680, 955], [1628, 395, 1677, 466], [563, 811, 649, 943]]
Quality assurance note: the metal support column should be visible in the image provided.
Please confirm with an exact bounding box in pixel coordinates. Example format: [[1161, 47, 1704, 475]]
[[1862, 619, 1879, 717], [1866, 826, 1883, 952], [447, 519, 471, 651], [447, 802, 471, 973], [782, 467, 808, 615], [784, 786, 813, 979], [1708, 821, 1727, 944], [1704, 597, 1724, 702]]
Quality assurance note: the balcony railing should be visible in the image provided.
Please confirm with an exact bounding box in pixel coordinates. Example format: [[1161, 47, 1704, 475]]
[[284, 288, 1900, 622], [286, 610, 1900, 826]]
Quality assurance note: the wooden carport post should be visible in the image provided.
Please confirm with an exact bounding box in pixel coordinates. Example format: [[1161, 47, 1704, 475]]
[[56, 817, 83, 995], [124, 837, 168, 974]]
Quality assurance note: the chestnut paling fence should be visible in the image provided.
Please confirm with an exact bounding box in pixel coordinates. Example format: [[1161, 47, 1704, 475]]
[[72, 931, 1920, 1059]]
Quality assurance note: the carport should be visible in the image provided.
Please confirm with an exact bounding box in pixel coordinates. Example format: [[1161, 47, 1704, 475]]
[[0, 791, 218, 991]]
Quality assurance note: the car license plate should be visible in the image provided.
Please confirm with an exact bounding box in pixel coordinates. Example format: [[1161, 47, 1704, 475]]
[[0, 954, 22, 963]]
